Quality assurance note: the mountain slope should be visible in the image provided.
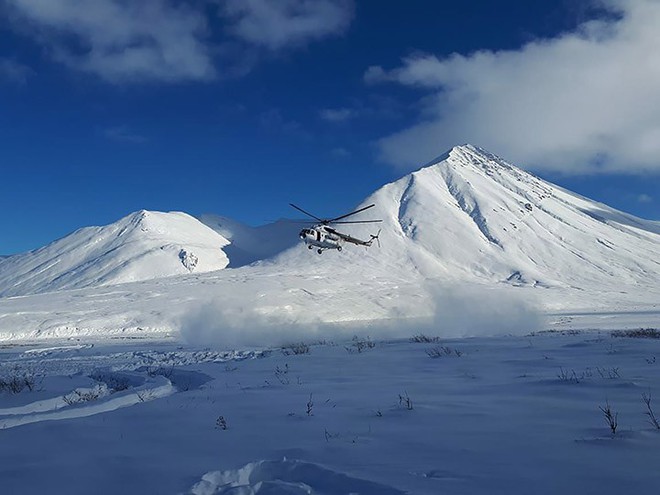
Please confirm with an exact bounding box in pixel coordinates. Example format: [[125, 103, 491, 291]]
[[0, 210, 230, 297], [383, 145, 660, 289], [198, 214, 300, 267], [273, 144, 659, 295]]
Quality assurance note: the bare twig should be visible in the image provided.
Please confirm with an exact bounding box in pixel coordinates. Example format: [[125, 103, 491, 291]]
[[599, 400, 618, 435], [399, 392, 413, 410], [306, 393, 314, 416], [642, 392, 660, 429]]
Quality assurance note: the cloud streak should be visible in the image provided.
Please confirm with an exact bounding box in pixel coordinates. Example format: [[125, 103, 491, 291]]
[[102, 126, 148, 144], [220, 0, 354, 50], [319, 107, 355, 122], [367, 0, 660, 175], [0, 58, 33, 84]]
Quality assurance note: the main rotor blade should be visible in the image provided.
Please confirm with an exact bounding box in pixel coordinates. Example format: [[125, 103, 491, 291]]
[[331, 220, 383, 224], [289, 203, 324, 223], [328, 204, 376, 223]]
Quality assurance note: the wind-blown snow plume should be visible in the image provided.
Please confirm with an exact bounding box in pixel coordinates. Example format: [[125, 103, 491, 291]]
[[424, 282, 544, 337], [179, 301, 335, 348], [178, 281, 542, 349]]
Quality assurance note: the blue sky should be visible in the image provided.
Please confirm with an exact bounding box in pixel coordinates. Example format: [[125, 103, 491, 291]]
[[1, 0, 659, 255]]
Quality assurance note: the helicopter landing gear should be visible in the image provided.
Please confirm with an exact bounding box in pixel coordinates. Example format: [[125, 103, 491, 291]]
[[317, 249, 323, 254]]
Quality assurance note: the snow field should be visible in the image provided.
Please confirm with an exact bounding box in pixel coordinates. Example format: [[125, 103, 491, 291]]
[[1, 330, 659, 494]]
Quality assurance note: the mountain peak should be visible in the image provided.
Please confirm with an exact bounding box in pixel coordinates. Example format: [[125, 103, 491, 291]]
[[419, 144, 512, 175], [122, 210, 178, 234], [450, 143, 505, 163]]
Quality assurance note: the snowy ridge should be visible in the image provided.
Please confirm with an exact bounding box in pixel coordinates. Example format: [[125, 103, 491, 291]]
[[0, 210, 230, 297]]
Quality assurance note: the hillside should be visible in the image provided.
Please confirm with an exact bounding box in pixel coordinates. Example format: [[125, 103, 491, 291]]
[[363, 145, 659, 289], [0, 210, 230, 297], [198, 214, 299, 267]]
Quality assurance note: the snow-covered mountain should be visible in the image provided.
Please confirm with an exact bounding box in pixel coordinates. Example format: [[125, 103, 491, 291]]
[[263, 145, 658, 299], [0, 209, 302, 297], [3, 144, 660, 298], [356, 144, 659, 289], [199, 214, 300, 267], [0, 144, 658, 342], [0, 210, 230, 297]]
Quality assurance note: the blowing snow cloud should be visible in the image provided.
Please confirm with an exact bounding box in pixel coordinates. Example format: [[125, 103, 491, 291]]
[[178, 281, 543, 349]]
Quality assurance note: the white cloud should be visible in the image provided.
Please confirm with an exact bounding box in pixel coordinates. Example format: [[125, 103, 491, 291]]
[[220, 0, 354, 50], [367, 0, 660, 175], [637, 193, 653, 203], [0, 58, 32, 83], [3, 0, 355, 83], [319, 107, 355, 122], [331, 146, 351, 158], [103, 126, 147, 144], [4, 0, 216, 83]]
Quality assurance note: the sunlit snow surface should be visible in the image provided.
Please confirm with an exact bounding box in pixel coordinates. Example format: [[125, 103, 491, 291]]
[[1, 332, 660, 494]]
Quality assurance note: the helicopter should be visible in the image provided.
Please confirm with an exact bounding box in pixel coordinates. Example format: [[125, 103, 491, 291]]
[[289, 203, 382, 254]]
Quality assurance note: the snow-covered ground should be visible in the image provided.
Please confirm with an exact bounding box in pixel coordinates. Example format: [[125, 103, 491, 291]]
[[1, 330, 660, 494]]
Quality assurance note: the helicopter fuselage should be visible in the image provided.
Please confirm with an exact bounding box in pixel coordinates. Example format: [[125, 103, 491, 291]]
[[299, 226, 343, 252]]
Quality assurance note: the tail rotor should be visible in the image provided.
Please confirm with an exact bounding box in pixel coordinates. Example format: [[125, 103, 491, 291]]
[[369, 229, 381, 248]]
